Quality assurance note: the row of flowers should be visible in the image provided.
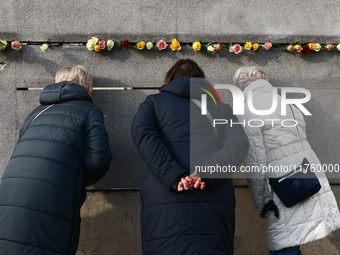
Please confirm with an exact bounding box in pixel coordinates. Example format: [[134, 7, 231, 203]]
[[1, 37, 340, 55]]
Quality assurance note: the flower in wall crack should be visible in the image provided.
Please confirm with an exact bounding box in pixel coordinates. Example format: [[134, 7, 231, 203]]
[[252, 43, 259, 51], [244, 42, 252, 51], [107, 40, 114, 51], [97, 40, 106, 51], [0, 40, 8, 50], [86, 37, 99, 51], [301, 45, 311, 55], [308, 43, 315, 51], [146, 42, 153, 50], [325, 43, 334, 51], [207, 45, 215, 54], [122, 40, 130, 49], [314, 43, 322, 52], [11, 41, 22, 51], [40, 43, 49, 52], [136, 41, 146, 50], [192, 41, 201, 51], [233, 44, 242, 54], [170, 38, 181, 51], [156, 39, 167, 50], [264, 42, 272, 50], [294, 45, 302, 52], [286, 44, 295, 53], [214, 43, 222, 53], [94, 45, 100, 52]]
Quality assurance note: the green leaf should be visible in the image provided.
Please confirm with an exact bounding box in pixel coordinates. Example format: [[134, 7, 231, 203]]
[[281, 45, 287, 51], [115, 41, 122, 49], [221, 43, 227, 48]]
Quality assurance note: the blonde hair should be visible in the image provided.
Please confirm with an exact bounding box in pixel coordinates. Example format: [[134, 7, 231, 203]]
[[233, 66, 268, 90], [55, 65, 93, 94]]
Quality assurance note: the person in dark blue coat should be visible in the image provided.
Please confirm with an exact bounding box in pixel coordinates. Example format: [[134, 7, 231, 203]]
[[131, 59, 249, 255], [0, 65, 113, 255]]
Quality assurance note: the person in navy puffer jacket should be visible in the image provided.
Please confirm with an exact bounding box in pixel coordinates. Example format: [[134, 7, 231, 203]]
[[0, 65, 113, 255], [131, 59, 249, 255]]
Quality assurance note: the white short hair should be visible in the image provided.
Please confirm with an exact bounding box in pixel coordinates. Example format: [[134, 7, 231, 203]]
[[55, 65, 93, 95], [233, 66, 268, 90]]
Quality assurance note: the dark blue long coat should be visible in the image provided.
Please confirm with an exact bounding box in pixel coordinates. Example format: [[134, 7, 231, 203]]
[[0, 82, 113, 255], [131, 76, 249, 255]]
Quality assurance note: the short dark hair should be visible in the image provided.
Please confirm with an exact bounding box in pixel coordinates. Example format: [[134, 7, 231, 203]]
[[161, 59, 205, 89]]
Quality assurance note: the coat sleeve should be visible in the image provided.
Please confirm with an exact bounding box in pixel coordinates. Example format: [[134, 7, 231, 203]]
[[83, 106, 113, 187], [131, 96, 188, 191], [239, 114, 268, 214], [198, 105, 250, 172]]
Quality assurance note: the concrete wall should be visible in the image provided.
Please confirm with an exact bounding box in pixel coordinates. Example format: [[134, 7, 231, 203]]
[[1, 1, 340, 254]]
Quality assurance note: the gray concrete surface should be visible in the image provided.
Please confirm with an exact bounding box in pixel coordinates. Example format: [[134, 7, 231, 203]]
[[1, 0, 340, 42]]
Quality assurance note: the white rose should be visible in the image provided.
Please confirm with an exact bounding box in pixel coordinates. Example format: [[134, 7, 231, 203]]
[[207, 45, 215, 53], [86, 37, 99, 51], [314, 43, 322, 52], [229, 46, 234, 53], [337, 44, 340, 51], [107, 40, 114, 51], [40, 43, 49, 52], [146, 42, 153, 50]]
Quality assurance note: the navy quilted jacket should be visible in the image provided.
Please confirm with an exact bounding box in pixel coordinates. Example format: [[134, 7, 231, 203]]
[[131, 76, 249, 255], [0, 82, 113, 255]]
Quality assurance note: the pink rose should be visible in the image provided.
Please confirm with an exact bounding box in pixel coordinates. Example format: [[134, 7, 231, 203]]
[[98, 39, 106, 51], [264, 42, 272, 50], [214, 43, 222, 53], [156, 40, 167, 50], [11, 41, 22, 51], [233, 44, 242, 54]]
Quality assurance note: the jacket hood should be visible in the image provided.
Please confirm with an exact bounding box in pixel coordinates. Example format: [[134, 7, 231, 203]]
[[242, 79, 280, 112], [40, 82, 92, 105], [160, 76, 212, 99]]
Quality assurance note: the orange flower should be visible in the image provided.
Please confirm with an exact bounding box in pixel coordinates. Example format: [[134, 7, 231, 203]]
[[94, 45, 101, 52], [136, 41, 145, 50], [170, 38, 181, 51], [294, 45, 302, 52]]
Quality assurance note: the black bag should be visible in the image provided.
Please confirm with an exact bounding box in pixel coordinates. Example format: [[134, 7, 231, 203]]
[[269, 157, 321, 207]]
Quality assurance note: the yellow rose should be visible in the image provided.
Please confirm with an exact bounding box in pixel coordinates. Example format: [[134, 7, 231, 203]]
[[136, 41, 145, 50], [107, 40, 114, 51], [146, 42, 153, 50], [308, 43, 315, 51], [252, 43, 259, 51], [86, 37, 99, 51], [192, 41, 201, 51], [170, 38, 181, 51], [244, 42, 252, 50], [94, 45, 100, 52], [294, 45, 302, 52], [40, 43, 49, 52], [314, 43, 322, 52]]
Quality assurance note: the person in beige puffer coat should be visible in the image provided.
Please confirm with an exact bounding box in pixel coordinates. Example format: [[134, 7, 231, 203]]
[[233, 66, 340, 255]]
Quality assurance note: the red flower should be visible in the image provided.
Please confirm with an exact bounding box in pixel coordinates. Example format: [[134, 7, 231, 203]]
[[301, 45, 310, 55], [122, 40, 130, 48], [98, 39, 106, 51]]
